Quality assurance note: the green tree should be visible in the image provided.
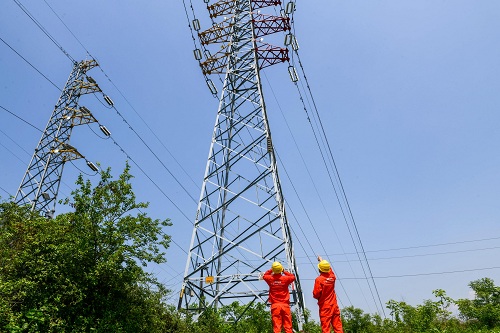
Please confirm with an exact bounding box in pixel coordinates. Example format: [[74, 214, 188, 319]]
[[386, 298, 441, 333], [455, 277, 500, 329], [0, 165, 171, 332], [341, 306, 374, 333], [190, 301, 272, 333]]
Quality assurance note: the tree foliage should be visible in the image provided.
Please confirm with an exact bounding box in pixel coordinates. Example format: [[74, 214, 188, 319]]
[[339, 280, 500, 333], [455, 278, 500, 329], [0, 165, 171, 332]]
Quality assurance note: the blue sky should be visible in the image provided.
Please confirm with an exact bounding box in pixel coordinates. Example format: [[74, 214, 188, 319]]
[[1, 0, 500, 319]]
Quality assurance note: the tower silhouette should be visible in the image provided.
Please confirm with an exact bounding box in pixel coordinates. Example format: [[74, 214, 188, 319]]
[[179, 0, 305, 327], [15, 59, 101, 217]]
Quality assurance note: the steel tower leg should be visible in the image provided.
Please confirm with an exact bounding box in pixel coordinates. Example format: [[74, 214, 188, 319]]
[[15, 59, 101, 217], [179, 0, 305, 328]]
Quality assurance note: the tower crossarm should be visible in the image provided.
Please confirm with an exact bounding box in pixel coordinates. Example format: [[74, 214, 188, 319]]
[[63, 106, 98, 126], [252, 13, 291, 38], [199, 22, 235, 45], [256, 42, 289, 69], [251, 0, 282, 10], [201, 42, 288, 75], [79, 59, 99, 71], [200, 49, 231, 75], [50, 139, 84, 162], [208, 0, 281, 18], [207, 0, 235, 18], [76, 78, 102, 95], [75, 59, 100, 94]]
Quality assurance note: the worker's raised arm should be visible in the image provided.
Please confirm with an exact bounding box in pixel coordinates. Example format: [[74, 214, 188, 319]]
[[282, 270, 296, 283], [262, 269, 273, 282]]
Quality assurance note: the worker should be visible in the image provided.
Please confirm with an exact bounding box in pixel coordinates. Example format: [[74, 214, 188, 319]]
[[262, 261, 296, 333], [313, 256, 344, 333]]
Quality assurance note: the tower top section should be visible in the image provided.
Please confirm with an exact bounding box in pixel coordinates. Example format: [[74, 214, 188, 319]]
[[186, 0, 298, 95]]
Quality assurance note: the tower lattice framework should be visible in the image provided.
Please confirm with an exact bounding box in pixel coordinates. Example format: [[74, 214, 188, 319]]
[[179, 0, 305, 326], [15, 59, 101, 217]]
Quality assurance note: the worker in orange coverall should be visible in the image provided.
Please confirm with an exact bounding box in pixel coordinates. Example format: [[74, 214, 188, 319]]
[[262, 261, 296, 333], [313, 256, 344, 333]]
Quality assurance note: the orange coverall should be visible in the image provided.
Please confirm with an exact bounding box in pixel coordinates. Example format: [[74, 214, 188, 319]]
[[263, 269, 296, 333], [313, 268, 344, 333]]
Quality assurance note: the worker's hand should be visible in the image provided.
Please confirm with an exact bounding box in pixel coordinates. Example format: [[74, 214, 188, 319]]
[[317, 255, 323, 262], [258, 272, 264, 280]]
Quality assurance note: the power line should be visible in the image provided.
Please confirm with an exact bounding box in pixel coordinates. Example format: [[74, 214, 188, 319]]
[[289, 66, 384, 315], [258, 16, 372, 309], [366, 236, 500, 253], [0, 36, 61, 91], [107, 135, 193, 224], [5, 1, 196, 242], [179, 0, 380, 314], [265, 72, 373, 310], [96, 72, 201, 191], [136, 206, 187, 256], [12, 0, 75, 63], [41, 0, 90, 56], [0, 186, 12, 197], [264, 72, 346, 252], [300, 265, 500, 281], [0, 128, 32, 156], [349, 266, 500, 280], [0, 123, 186, 283], [0, 111, 73, 198], [363, 245, 500, 262], [108, 104, 198, 204], [288, 9, 382, 311], [286, 204, 349, 309], [285, 12, 386, 317], [1, 75, 185, 221], [297, 245, 500, 264], [278, 153, 356, 307], [294, 235, 500, 257], [0, 39, 80, 196], [105, 136, 195, 285], [1, 107, 188, 271], [51, 0, 202, 192], [7, 1, 194, 286], [0, 142, 27, 166], [13, 0, 200, 215], [37, 0, 201, 204], [69, 159, 98, 177], [30, 0, 202, 200], [0, 105, 43, 132]]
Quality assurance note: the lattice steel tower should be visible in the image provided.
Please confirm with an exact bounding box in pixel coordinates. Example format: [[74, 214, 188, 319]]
[[179, 0, 305, 326], [15, 59, 102, 217]]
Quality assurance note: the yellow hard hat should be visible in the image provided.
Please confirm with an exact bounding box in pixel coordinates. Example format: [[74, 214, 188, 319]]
[[318, 260, 330, 273], [272, 261, 284, 274]]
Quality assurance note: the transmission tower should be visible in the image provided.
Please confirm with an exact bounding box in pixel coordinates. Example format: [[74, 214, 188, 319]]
[[179, 0, 305, 327], [15, 59, 103, 217]]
